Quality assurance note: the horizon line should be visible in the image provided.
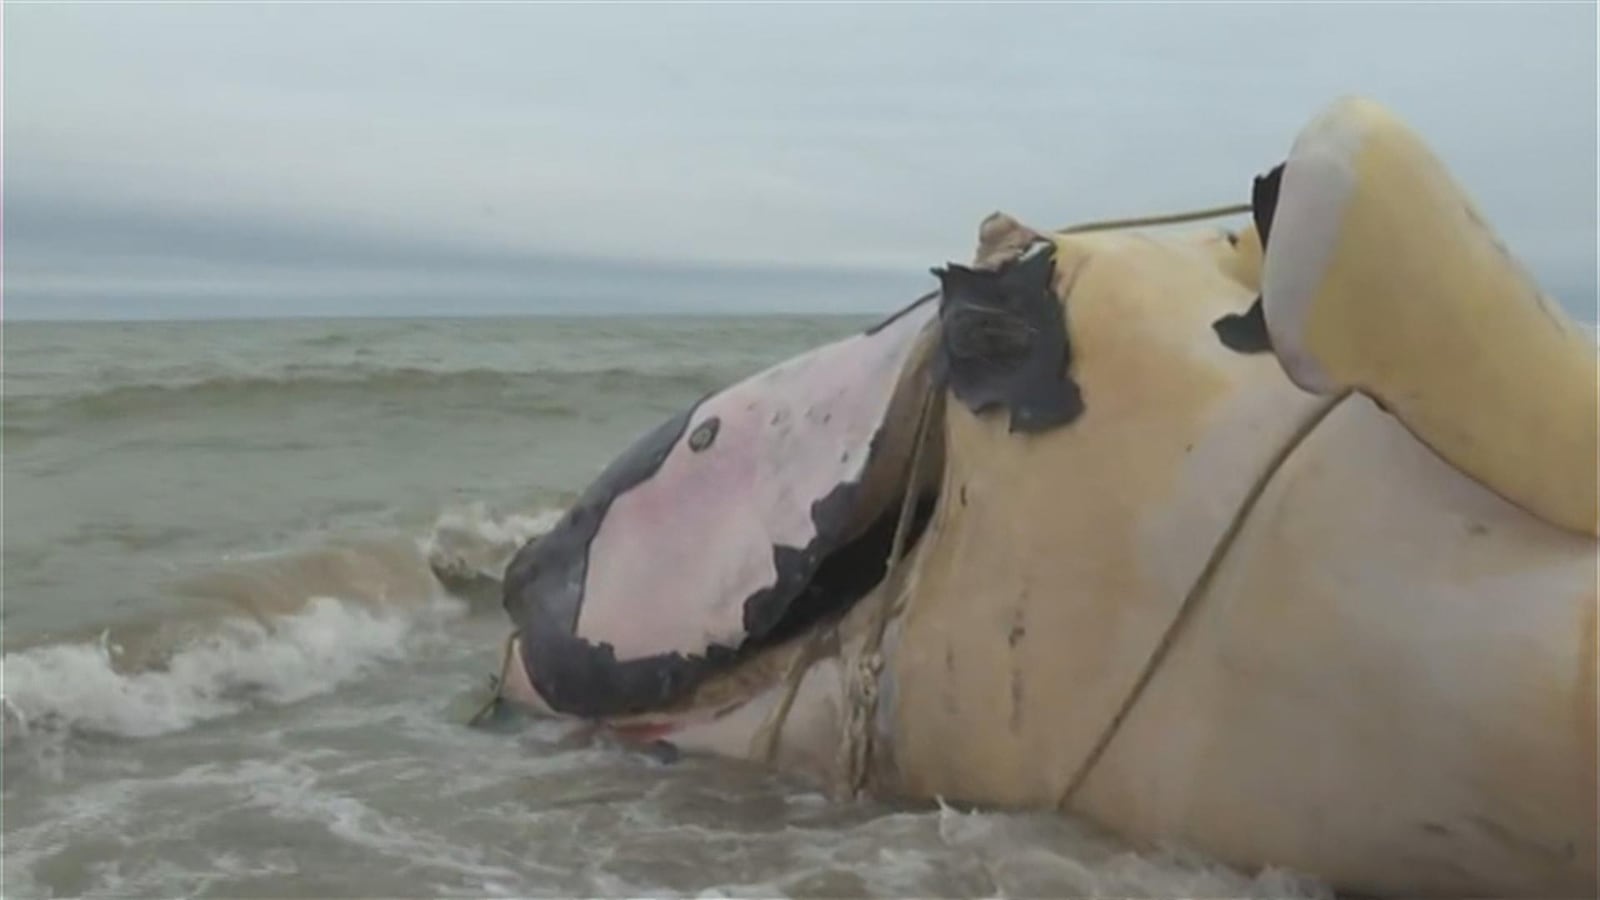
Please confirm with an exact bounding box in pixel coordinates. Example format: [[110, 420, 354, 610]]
[[0, 308, 891, 326]]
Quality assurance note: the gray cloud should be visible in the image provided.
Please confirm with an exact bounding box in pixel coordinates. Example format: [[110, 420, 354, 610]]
[[6, 3, 1595, 319]]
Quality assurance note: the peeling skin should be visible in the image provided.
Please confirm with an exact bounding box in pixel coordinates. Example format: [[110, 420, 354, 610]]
[[1210, 163, 1283, 355], [501, 294, 938, 719], [1253, 163, 1285, 247], [934, 245, 1084, 434]]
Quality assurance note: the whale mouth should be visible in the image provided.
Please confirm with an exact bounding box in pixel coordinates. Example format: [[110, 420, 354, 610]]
[[733, 490, 939, 655], [598, 485, 941, 735], [498, 294, 944, 724]]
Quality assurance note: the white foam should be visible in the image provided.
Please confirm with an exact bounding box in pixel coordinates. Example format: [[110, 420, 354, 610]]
[[925, 799, 1332, 899], [0, 594, 463, 739], [214, 758, 535, 887], [418, 502, 564, 580]]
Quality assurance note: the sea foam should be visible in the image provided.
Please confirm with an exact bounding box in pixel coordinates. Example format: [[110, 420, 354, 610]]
[[1, 594, 461, 740]]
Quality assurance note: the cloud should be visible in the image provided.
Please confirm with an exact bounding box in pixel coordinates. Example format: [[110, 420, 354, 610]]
[[3, 185, 927, 319], [5, 3, 1595, 319]]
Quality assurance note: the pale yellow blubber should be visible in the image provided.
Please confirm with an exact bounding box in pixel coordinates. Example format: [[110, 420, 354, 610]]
[[1261, 96, 1598, 536]]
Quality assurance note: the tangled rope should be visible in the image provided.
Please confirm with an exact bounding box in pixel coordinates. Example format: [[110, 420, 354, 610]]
[[832, 383, 943, 798]]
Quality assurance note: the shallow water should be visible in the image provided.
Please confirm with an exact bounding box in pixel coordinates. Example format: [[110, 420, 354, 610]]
[[2, 315, 1331, 898]]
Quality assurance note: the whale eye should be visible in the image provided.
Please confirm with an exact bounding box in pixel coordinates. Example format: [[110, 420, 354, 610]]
[[688, 417, 719, 452]]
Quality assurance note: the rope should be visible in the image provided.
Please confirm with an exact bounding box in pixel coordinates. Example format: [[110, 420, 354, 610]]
[[469, 198, 1268, 801], [1054, 390, 1350, 810], [834, 382, 943, 799], [1053, 202, 1252, 236], [749, 619, 838, 764], [466, 629, 519, 727], [745, 372, 942, 780]]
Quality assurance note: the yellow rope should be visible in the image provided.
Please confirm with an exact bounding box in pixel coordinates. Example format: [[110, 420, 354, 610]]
[[1053, 201, 1252, 236], [749, 622, 837, 764], [466, 629, 519, 727], [746, 372, 942, 778], [835, 382, 943, 799], [1054, 391, 1350, 810], [476, 198, 1264, 792]]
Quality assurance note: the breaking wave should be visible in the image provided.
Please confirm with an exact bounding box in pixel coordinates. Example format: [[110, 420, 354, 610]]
[[419, 502, 564, 596], [1, 503, 563, 743], [1, 595, 461, 740]]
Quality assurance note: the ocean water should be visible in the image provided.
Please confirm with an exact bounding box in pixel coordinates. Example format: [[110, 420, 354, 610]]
[[1, 316, 1331, 899]]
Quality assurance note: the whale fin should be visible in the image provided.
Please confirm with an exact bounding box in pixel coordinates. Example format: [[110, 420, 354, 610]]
[[1257, 96, 1599, 537]]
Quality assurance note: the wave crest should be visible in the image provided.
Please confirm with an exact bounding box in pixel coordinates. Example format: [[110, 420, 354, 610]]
[[421, 502, 562, 599], [2, 595, 461, 740], [1, 502, 564, 743]]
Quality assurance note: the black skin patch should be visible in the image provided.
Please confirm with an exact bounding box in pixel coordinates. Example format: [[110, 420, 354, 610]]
[[502, 386, 934, 720], [1212, 296, 1272, 354], [1210, 161, 1286, 356], [504, 406, 713, 718], [738, 476, 866, 639], [933, 245, 1084, 433], [1253, 162, 1284, 249], [742, 491, 938, 650]]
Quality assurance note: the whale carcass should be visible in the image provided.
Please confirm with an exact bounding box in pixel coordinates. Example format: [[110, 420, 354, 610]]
[[492, 97, 1599, 899]]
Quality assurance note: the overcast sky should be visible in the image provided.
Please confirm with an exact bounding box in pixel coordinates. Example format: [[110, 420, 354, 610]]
[[5, 3, 1596, 320]]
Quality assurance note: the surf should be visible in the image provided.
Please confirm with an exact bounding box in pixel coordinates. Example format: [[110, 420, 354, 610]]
[[1, 503, 559, 744]]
